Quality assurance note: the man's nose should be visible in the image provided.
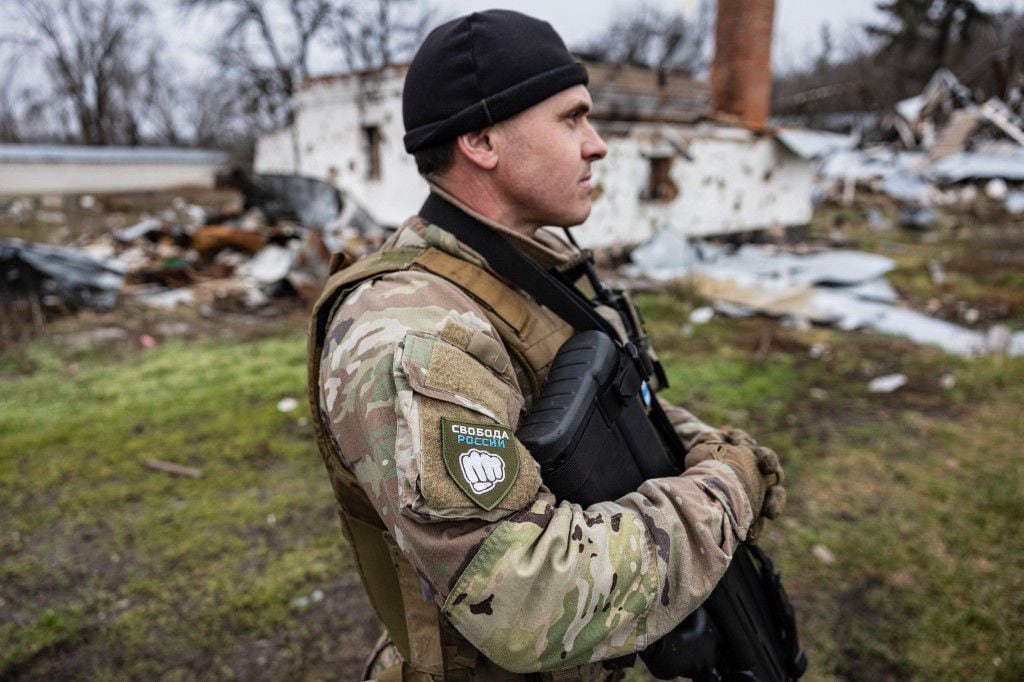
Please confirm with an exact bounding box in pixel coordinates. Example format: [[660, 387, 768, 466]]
[[583, 122, 607, 161]]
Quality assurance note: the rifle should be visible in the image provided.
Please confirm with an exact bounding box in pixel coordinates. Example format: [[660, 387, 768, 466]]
[[519, 230, 807, 681], [518, 329, 807, 681]]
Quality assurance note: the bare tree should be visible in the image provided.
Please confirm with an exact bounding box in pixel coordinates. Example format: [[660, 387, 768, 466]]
[[330, 0, 437, 73], [0, 50, 26, 142], [867, 0, 992, 91], [130, 58, 249, 152], [774, 2, 1021, 129], [180, 0, 336, 130], [3, 0, 168, 145], [179, 0, 437, 168], [576, 0, 714, 76], [179, 0, 339, 169]]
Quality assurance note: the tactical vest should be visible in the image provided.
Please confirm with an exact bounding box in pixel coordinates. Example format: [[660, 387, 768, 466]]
[[307, 244, 575, 680]]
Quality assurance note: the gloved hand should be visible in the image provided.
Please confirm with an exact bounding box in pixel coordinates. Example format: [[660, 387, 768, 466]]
[[720, 427, 786, 521], [684, 428, 786, 538]]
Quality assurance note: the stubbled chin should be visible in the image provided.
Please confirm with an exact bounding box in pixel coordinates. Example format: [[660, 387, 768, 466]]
[[566, 203, 591, 227]]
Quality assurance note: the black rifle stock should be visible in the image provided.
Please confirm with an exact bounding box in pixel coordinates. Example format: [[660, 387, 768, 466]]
[[518, 331, 806, 681]]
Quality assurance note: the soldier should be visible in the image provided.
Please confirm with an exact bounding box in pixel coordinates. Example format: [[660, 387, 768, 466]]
[[308, 10, 786, 681]]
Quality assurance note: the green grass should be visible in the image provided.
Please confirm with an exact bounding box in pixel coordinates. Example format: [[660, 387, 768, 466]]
[[632, 287, 1024, 681], [0, 335, 374, 679], [3, 206, 1024, 679]]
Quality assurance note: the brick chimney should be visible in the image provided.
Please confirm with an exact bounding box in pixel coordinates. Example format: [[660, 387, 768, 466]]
[[710, 0, 776, 130]]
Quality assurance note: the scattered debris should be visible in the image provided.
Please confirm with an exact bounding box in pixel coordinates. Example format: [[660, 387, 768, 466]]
[[154, 321, 192, 337], [0, 174, 387, 335], [986, 179, 1009, 200], [244, 174, 344, 228], [689, 306, 714, 324], [243, 245, 294, 284], [192, 226, 265, 255], [808, 343, 830, 359], [774, 128, 858, 159], [813, 66, 1024, 214], [985, 324, 1014, 354], [810, 290, 1005, 356], [291, 588, 325, 610], [930, 151, 1024, 184], [58, 326, 128, 349], [866, 208, 891, 230], [136, 288, 196, 310], [868, 374, 908, 393], [899, 208, 937, 231], [811, 544, 836, 565], [1, 238, 124, 345], [1, 238, 126, 311], [939, 373, 957, 390], [277, 397, 299, 413], [623, 233, 1024, 357], [1005, 191, 1024, 214], [115, 218, 164, 243], [144, 459, 203, 479]]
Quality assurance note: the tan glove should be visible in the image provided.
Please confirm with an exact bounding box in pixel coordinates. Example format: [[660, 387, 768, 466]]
[[720, 427, 786, 521], [684, 428, 786, 538]]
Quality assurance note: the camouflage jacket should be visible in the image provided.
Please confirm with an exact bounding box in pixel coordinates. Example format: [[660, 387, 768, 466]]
[[317, 206, 754, 674]]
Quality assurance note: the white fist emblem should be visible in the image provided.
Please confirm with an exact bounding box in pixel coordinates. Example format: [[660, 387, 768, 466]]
[[459, 449, 506, 494]]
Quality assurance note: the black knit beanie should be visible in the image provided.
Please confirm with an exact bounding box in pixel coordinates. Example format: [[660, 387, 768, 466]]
[[402, 10, 589, 153]]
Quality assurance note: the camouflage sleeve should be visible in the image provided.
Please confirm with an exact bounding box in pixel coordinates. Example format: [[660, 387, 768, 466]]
[[321, 271, 754, 673], [656, 397, 723, 450]]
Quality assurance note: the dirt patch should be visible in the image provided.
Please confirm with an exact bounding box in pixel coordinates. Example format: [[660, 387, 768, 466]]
[[832, 578, 915, 681], [1, 521, 136, 615], [3, 530, 380, 681], [220, 576, 379, 681], [0, 627, 95, 682]]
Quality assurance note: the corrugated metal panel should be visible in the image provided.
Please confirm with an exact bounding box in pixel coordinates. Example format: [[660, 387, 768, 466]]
[[931, 151, 1024, 182], [774, 127, 859, 159], [0, 144, 228, 165]]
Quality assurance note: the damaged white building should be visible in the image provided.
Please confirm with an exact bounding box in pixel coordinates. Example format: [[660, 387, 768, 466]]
[[255, 0, 849, 247]]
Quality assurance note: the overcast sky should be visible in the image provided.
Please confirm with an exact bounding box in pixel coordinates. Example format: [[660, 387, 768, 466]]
[[159, 0, 1023, 78]]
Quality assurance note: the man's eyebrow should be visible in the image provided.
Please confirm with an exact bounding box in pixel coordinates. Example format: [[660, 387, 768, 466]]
[[562, 101, 591, 117]]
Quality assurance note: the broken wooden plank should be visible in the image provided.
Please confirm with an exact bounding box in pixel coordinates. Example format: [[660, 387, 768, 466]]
[[144, 459, 202, 479]]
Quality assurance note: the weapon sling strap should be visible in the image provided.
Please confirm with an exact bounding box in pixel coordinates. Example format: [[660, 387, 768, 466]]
[[421, 194, 617, 338], [419, 193, 686, 462]]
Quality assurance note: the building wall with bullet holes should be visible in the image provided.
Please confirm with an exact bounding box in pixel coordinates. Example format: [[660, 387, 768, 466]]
[[255, 68, 817, 248]]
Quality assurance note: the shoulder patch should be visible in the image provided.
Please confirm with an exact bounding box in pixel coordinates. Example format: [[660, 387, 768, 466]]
[[441, 417, 519, 511]]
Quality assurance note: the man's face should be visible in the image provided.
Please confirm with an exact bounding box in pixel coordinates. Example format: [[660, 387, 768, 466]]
[[491, 85, 607, 229]]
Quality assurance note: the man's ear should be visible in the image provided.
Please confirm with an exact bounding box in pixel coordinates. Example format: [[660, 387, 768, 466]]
[[456, 129, 499, 171]]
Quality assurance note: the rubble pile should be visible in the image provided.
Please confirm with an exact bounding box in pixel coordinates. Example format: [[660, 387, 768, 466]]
[[0, 175, 386, 324], [815, 68, 1024, 215], [624, 230, 1024, 358]]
